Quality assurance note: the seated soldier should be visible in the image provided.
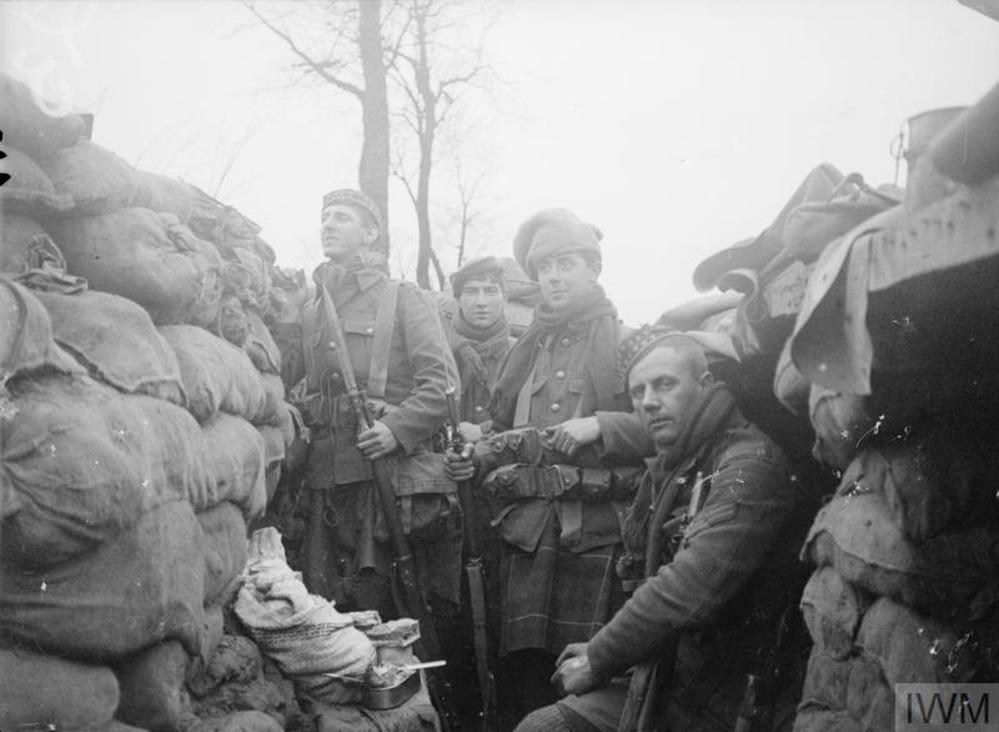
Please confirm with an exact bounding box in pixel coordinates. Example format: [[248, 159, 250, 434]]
[[515, 326, 808, 732]]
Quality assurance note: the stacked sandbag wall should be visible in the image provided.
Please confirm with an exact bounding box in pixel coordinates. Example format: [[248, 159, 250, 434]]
[[0, 73, 302, 730]]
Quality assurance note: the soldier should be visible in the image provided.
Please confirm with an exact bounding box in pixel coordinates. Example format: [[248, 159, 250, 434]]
[[515, 326, 808, 732], [448, 208, 649, 722], [448, 255, 517, 441], [283, 188, 462, 628]]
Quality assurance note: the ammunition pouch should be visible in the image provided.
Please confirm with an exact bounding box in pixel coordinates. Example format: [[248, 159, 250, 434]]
[[373, 449, 460, 544], [483, 463, 641, 505]]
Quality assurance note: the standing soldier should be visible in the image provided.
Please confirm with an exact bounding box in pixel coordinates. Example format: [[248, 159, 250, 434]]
[[285, 188, 462, 631], [448, 255, 517, 441], [449, 208, 649, 722]]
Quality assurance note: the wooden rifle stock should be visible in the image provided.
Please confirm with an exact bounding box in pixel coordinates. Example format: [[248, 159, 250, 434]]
[[319, 283, 440, 659], [444, 387, 497, 726]]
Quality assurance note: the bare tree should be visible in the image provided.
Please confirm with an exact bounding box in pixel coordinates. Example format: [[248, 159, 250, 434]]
[[242, 0, 402, 240], [389, 0, 493, 288]]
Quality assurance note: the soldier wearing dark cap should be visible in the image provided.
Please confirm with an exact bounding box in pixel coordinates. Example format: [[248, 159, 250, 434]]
[[448, 255, 517, 439], [446, 209, 651, 722], [282, 189, 463, 631], [514, 326, 808, 732]]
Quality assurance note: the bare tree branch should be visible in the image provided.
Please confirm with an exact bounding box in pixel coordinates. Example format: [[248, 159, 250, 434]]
[[242, 0, 365, 99]]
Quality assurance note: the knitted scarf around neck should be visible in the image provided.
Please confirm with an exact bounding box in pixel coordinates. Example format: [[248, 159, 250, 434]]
[[621, 384, 739, 570], [452, 313, 511, 390], [489, 284, 620, 429]]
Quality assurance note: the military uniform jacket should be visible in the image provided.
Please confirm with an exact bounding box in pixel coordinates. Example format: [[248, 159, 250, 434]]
[[292, 268, 459, 484], [582, 412, 806, 730]]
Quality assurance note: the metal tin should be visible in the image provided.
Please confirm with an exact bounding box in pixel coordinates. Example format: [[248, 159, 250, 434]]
[[362, 669, 422, 710]]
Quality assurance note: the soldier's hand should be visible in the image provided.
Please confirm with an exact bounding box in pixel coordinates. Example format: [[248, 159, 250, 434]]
[[444, 447, 475, 482], [357, 421, 399, 460], [551, 644, 600, 696], [546, 416, 600, 456]]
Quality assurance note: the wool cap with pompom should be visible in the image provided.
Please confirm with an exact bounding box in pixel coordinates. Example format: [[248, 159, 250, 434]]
[[617, 324, 742, 379]]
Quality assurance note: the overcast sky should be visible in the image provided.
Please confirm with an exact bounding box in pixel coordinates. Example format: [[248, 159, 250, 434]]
[[3, 0, 998, 325]]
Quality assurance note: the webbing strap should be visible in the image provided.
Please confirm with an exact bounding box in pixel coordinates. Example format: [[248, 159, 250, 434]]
[[366, 279, 400, 400]]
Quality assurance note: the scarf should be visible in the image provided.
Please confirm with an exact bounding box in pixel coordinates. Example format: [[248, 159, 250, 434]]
[[489, 284, 621, 429], [620, 384, 739, 574], [451, 313, 511, 390], [312, 251, 388, 308]]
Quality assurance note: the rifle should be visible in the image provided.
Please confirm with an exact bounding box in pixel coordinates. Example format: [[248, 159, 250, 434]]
[[318, 282, 440, 660], [444, 387, 497, 728], [733, 594, 797, 732]]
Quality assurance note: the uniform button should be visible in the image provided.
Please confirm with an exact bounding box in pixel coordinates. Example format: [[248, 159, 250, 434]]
[[328, 341, 337, 350], [561, 337, 571, 346], [365, 327, 374, 334], [550, 403, 561, 412], [555, 370, 566, 379], [474, 405, 484, 412]]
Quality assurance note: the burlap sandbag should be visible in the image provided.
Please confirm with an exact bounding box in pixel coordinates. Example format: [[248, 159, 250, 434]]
[[2, 374, 202, 565], [258, 372, 287, 427], [31, 286, 186, 406], [158, 324, 268, 423], [40, 140, 139, 214], [258, 424, 286, 468], [114, 640, 190, 732], [0, 648, 119, 729], [803, 489, 999, 623], [800, 567, 868, 660], [245, 307, 282, 375], [234, 529, 375, 697], [774, 336, 811, 416], [0, 277, 83, 382], [0, 72, 84, 158], [196, 413, 268, 520], [134, 170, 198, 223], [0, 145, 74, 217], [198, 501, 250, 607], [808, 385, 876, 470], [794, 647, 890, 732], [219, 294, 250, 346], [46, 207, 223, 325], [224, 248, 271, 312], [0, 214, 67, 274], [0, 500, 208, 662], [856, 597, 977, 685]]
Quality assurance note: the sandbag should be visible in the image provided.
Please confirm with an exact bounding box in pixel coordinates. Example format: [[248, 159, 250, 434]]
[[219, 294, 250, 346], [198, 502, 250, 607], [186, 634, 262, 699], [224, 249, 271, 312], [0, 72, 85, 158], [0, 145, 74, 216], [2, 374, 202, 565], [0, 648, 119, 729], [803, 490, 999, 623], [134, 170, 198, 223], [258, 424, 286, 468], [234, 529, 375, 697], [31, 285, 186, 406], [0, 277, 83, 383], [258, 371, 287, 427], [197, 413, 268, 520], [159, 324, 269, 423], [856, 598, 977, 684], [774, 336, 810, 416], [808, 385, 876, 470], [46, 207, 223, 325], [0, 214, 67, 274], [245, 307, 282, 375], [40, 140, 139, 214], [800, 567, 867, 660], [114, 640, 191, 732], [0, 500, 208, 662]]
